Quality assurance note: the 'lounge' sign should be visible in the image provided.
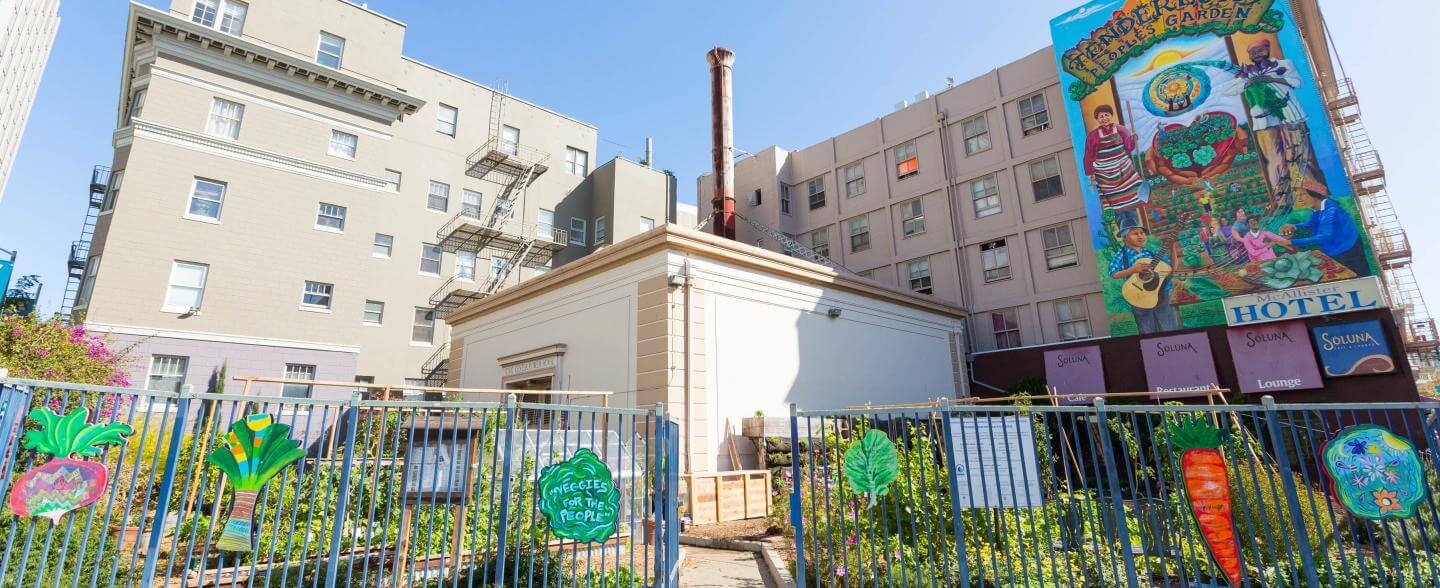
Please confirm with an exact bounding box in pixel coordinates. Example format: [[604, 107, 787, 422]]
[[1222, 277, 1384, 327]]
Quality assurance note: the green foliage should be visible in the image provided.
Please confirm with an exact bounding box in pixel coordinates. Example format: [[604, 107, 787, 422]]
[[1184, 275, 1230, 301], [1168, 417, 1224, 451], [842, 430, 900, 507], [1259, 251, 1323, 289], [206, 416, 306, 491], [21, 407, 132, 458]]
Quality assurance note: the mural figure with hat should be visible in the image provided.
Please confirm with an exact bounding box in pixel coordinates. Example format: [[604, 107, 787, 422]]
[[1226, 38, 1328, 206], [1083, 103, 1148, 225], [1108, 218, 1178, 334]]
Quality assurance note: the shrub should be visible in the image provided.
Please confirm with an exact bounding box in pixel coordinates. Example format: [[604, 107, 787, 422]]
[[0, 314, 131, 388]]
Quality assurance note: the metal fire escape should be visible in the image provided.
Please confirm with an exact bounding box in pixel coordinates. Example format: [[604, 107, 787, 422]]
[[60, 166, 110, 321], [424, 92, 568, 384], [1326, 78, 1439, 383]]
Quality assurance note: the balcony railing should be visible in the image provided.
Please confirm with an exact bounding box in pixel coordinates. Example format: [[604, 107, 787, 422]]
[[465, 136, 550, 181]]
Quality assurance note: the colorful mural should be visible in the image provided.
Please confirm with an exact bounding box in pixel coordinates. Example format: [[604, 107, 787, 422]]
[[1050, 0, 1374, 336], [536, 448, 620, 543], [207, 414, 306, 552], [1321, 425, 1428, 520]]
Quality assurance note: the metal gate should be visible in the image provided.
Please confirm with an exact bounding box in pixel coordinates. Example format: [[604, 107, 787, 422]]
[[0, 376, 681, 587], [788, 398, 1440, 587]]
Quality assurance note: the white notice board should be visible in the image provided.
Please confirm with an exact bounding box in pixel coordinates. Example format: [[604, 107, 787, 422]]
[[948, 416, 1043, 508]]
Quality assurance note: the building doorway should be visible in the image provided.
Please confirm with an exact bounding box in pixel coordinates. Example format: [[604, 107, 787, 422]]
[[506, 375, 555, 427]]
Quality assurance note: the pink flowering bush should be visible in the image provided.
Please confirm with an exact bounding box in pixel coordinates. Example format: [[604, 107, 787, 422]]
[[0, 315, 132, 387]]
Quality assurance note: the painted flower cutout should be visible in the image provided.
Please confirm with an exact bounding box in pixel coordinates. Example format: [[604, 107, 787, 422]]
[[1373, 489, 1401, 514]]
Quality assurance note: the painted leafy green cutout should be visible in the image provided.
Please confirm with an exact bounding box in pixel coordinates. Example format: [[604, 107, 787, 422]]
[[537, 448, 620, 543], [843, 429, 900, 507]]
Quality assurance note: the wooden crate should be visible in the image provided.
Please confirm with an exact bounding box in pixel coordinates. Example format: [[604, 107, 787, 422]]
[[681, 470, 771, 525]]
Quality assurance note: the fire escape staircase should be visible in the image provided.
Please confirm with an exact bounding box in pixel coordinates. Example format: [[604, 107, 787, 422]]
[[1326, 77, 1439, 373], [421, 343, 449, 387], [732, 211, 856, 276], [60, 166, 110, 321]]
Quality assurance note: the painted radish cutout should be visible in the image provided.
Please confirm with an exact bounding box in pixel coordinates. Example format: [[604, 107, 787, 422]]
[[9, 407, 133, 523], [207, 414, 305, 552], [1169, 417, 1242, 587]]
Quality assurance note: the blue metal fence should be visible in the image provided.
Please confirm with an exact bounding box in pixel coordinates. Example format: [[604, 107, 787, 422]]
[[0, 377, 682, 587], [788, 398, 1440, 587]]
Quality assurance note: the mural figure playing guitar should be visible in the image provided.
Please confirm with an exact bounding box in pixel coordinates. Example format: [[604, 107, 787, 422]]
[[1109, 219, 1178, 334]]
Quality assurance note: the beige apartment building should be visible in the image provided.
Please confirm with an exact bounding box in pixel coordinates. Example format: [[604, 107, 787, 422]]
[[699, 48, 1101, 354], [698, 0, 1436, 370], [0, 0, 61, 203], [68, 0, 671, 397]]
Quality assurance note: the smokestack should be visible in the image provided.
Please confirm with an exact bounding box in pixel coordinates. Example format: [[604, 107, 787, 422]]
[[645, 137, 654, 168], [707, 47, 736, 240]]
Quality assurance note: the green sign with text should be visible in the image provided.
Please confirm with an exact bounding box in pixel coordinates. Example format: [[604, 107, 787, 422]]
[[536, 448, 619, 543]]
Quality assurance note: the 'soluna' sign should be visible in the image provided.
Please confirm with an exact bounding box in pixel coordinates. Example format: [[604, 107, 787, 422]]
[[1222, 276, 1384, 327]]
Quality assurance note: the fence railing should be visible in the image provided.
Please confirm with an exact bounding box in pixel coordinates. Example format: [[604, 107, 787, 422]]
[[0, 377, 681, 587], [788, 398, 1440, 587]]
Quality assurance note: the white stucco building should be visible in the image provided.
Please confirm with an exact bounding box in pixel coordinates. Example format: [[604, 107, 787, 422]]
[[446, 224, 967, 473], [0, 0, 60, 203]]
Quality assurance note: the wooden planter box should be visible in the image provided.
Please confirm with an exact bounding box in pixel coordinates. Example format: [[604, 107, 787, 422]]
[[681, 470, 771, 525]]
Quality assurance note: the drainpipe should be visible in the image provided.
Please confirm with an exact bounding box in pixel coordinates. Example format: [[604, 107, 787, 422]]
[[681, 258, 695, 474], [936, 108, 982, 392]]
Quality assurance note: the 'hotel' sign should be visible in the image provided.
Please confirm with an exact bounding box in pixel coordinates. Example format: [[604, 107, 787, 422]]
[[1222, 276, 1385, 327]]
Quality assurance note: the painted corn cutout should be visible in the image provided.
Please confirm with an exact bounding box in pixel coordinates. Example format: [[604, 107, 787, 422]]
[[206, 414, 305, 552], [1169, 417, 1242, 586], [9, 407, 132, 523]]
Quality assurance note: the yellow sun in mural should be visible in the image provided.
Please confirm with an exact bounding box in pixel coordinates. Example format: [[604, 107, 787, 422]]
[[1129, 47, 1202, 77]]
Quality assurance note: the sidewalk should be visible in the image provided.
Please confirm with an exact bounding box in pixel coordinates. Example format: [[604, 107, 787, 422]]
[[680, 546, 775, 588]]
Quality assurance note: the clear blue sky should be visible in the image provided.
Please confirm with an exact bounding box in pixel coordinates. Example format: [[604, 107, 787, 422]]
[[2, 0, 1436, 317]]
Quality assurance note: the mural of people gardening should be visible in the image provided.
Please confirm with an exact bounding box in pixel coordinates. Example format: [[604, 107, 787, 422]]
[[1052, 0, 1374, 336]]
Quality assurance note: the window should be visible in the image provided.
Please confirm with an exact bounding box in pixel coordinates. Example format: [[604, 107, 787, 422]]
[[640, 216, 655, 231], [124, 89, 146, 126], [780, 184, 792, 214], [1056, 297, 1092, 340], [907, 258, 933, 295], [594, 217, 607, 245], [301, 280, 333, 309], [412, 307, 436, 345], [328, 130, 357, 159], [461, 190, 482, 219], [565, 147, 589, 176], [843, 162, 865, 198], [962, 114, 991, 155], [101, 170, 123, 212], [419, 243, 443, 275], [847, 216, 870, 252], [282, 364, 316, 398], [538, 209, 556, 239], [436, 104, 458, 136], [315, 202, 346, 232], [383, 169, 402, 192], [807, 177, 826, 210], [1019, 93, 1050, 136], [76, 256, 100, 307], [316, 32, 345, 69], [748, 189, 762, 206], [1029, 156, 1064, 201], [894, 141, 919, 179], [810, 229, 830, 258], [971, 175, 1001, 218], [991, 309, 1021, 349], [569, 218, 587, 245], [363, 300, 384, 325], [500, 126, 520, 155], [192, 0, 246, 34], [901, 199, 925, 236], [1043, 224, 1079, 270], [457, 251, 477, 280], [147, 356, 189, 393], [427, 181, 450, 212], [206, 98, 244, 140], [489, 257, 509, 280], [187, 178, 226, 220], [164, 261, 208, 312], [402, 378, 428, 400], [372, 233, 393, 258], [981, 240, 1011, 282]]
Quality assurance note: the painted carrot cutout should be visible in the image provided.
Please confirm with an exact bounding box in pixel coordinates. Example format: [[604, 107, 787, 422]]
[[9, 407, 132, 523], [1169, 417, 1242, 586], [206, 414, 305, 552]]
